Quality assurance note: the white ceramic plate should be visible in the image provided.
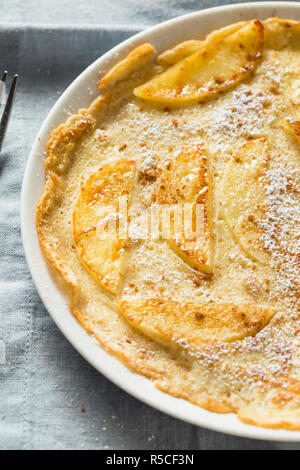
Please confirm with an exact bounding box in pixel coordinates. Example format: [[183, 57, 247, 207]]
[[21, 2, 300, 441]]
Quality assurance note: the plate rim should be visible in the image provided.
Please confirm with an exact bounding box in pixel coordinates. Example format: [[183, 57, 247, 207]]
[[21, 2, 300, 442]]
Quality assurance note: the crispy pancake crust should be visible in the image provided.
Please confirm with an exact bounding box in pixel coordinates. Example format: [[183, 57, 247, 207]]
[[37, 18, 300, 430]]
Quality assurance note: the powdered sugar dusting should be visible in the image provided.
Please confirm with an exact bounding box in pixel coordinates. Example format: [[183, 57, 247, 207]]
[[207, 86, 274, 152], [261, 158, 300, 301]]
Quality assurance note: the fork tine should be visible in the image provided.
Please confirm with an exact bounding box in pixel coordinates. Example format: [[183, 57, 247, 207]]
[[1, 71, 8, 83], [0, 71, 8, 105], [0, 74, 18, 152]]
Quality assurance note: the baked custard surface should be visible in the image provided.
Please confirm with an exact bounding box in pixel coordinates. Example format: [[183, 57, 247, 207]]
[[37, 18, 300, 430]]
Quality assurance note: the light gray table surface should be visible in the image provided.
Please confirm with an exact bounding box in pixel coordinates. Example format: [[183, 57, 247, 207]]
[[1, 0, 299, 450]]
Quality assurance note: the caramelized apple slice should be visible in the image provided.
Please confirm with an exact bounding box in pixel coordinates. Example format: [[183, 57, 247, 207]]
[[99, 43, 156, 91], [154, 143, 213, 273], [264, 18, 300, 50], [222, 139, 270, 265], [119, 298, 275, 348], [282, 118, 300, 143], [73, 160, 136, 294], [156, 21, 247, 67], [156, 40, 203, 67], [282, 119, 300, 172], [134, 19, 263, 105]]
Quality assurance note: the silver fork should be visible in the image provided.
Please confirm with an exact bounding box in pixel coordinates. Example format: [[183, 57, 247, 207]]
[[0, 71, 18, 151]]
